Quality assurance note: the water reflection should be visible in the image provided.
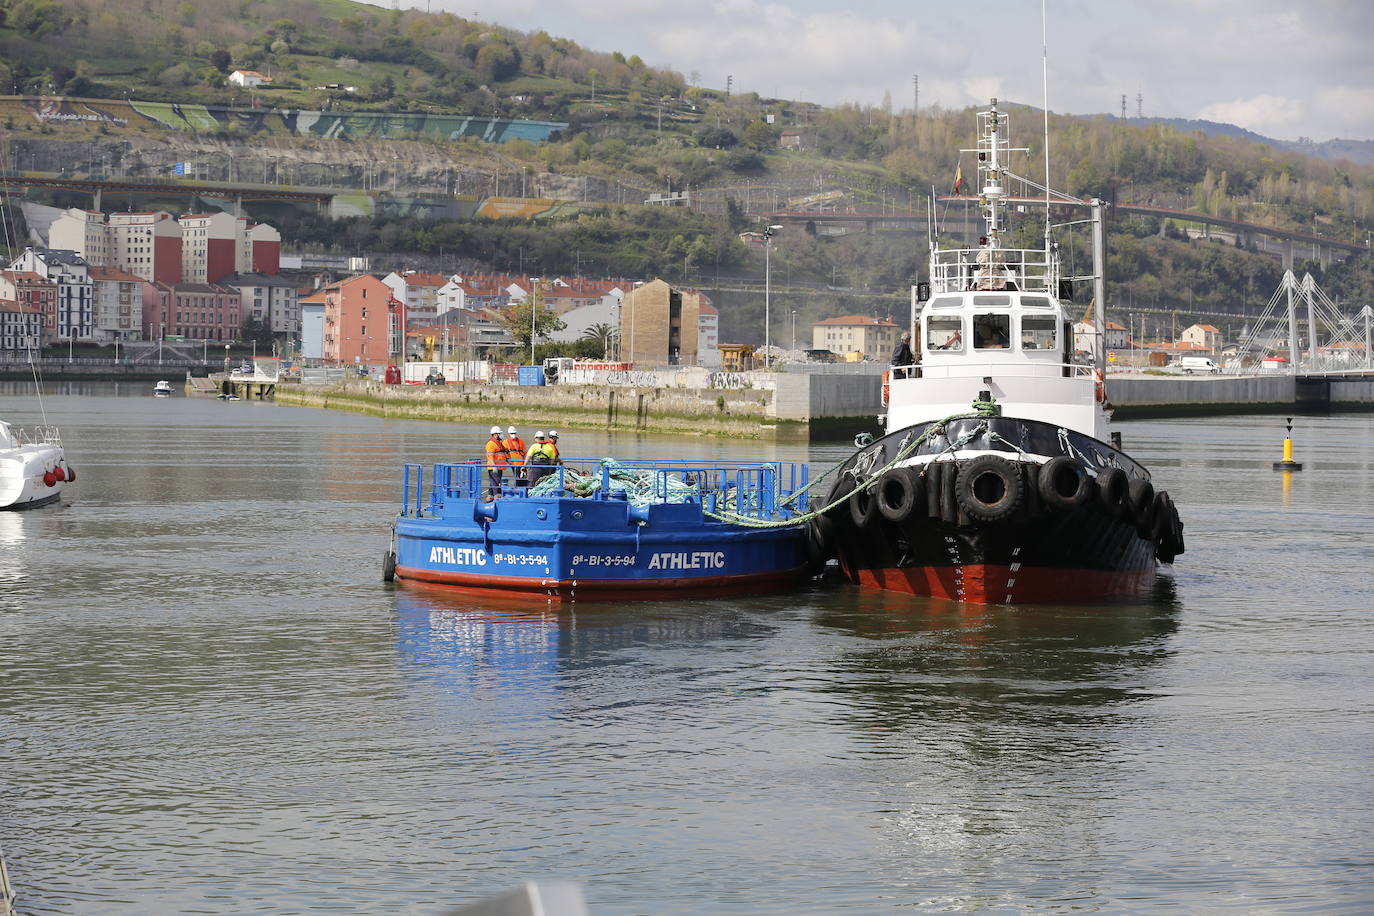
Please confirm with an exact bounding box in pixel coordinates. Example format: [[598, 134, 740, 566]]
[[808, 580, 1181, 907]]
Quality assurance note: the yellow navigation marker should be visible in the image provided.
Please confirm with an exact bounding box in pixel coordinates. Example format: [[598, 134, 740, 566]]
[[1272, 416, 1303, 471]]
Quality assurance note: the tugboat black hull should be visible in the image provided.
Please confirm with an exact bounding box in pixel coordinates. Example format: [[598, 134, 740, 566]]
[[816, 416, 1183, 604]]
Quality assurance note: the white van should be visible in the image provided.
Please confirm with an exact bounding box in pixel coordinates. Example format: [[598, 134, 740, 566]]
[[1177, 356, 1220, 374]]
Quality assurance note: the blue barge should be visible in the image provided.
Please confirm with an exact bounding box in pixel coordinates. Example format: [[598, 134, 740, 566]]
[[387, 458, 813, 600]]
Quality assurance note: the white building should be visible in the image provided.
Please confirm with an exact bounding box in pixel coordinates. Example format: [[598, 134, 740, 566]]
[[1073, 319, 1129, 355], [228, 70, 272, 88], [11, 248, 93, 342], [87, 266, 146, 342], [226, 272, 302, 341], [382, 271, 446, 331], [48, 209, 183, 285]]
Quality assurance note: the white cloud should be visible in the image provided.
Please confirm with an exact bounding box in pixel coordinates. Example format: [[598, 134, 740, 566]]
[[1195, 95, 1306, 139]]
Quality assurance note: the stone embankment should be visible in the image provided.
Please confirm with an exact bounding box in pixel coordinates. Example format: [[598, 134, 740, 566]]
[[274, 379, 791, 438]]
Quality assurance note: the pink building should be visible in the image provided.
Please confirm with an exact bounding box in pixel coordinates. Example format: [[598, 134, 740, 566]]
[[142, 282, 242, 341], [322, 275, 405, 365]]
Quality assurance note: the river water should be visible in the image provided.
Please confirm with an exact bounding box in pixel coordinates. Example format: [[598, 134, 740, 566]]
[[2, 383, 1372, 915]]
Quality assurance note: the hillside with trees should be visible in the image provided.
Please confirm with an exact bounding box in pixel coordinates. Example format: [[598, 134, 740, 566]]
[[2, 0, 1371, 343]]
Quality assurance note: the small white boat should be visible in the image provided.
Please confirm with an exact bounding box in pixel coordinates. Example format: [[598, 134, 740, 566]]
[[153, 380, 173, 397], [0, 420, 72, 510]]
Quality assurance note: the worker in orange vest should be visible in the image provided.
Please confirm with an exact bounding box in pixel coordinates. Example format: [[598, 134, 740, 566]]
[[484, 425, 507, 499], [503, 425, 527, 487]]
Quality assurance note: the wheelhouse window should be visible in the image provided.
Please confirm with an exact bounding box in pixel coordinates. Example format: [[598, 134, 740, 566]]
[[928, 296, 962, 309], [1020, 315, 1058, 350], [972, 314, 1011, 349], [1020, 296, 1053, 309], [927, 315, 963, 351]]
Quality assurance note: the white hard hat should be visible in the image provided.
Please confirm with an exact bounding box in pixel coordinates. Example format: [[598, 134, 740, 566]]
[[535, 430, 546, 438], [507, 425, 518, 435], [490, 426, 502, 435], [548, 429, 559, 438]]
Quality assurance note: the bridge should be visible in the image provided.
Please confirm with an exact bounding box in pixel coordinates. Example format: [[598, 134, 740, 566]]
[[0, 170, 334, 212], [765, 196, 1369, 269]]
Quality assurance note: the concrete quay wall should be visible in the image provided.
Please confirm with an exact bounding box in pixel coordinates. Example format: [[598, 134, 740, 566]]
[[274, 380, 789, 438], [1108, 375, 1296, 415]]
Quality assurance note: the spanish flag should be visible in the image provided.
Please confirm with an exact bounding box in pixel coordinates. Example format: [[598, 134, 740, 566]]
[[952, 160, 965, 195]]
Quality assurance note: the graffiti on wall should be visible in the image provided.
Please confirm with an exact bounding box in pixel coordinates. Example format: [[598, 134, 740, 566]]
[[5, 96, 566, 143]]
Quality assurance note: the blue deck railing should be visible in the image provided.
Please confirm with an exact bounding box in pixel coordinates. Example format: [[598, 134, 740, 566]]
[[400, 458, 808, 522]]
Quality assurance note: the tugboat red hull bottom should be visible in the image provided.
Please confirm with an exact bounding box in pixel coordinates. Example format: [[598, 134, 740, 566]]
[[850, 564, 1157, 605]]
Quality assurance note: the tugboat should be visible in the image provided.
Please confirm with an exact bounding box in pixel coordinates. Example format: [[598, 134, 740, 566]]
[[387, 456, 812, 600], [812, 99, 1183, 604]]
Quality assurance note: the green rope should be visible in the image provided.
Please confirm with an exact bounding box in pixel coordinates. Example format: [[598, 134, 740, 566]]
[[704, 409, 989, 529]]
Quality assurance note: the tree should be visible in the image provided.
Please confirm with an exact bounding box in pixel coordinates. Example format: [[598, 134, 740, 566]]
[[240, 316, 274, 350], [499, 290, 566, 360], [210, 50, 232, 73], [580, 322, 617, 358], [741, 119, 775, 151]]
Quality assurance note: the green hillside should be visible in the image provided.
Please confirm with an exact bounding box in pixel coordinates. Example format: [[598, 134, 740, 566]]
[[2, 0, 1372, 340]]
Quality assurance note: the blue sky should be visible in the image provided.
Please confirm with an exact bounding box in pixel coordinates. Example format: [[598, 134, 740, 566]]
[[402, 1, 1373, 142]]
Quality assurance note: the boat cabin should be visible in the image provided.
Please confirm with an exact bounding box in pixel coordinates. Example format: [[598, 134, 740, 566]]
[[920, 291, 1068, 377], [886, 284, 1106, 440]]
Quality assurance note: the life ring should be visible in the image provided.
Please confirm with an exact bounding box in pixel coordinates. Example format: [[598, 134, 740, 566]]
[[383, 550, 397, 582], [1129, 478, 1156, 537], [1037, 456, 1090, 511], [1095, 467, 1130, 518], [954, 455, 1023, 523], [848, 480, 880, 528], [881, 370, 890, 407], [876, 467, 924, 523]]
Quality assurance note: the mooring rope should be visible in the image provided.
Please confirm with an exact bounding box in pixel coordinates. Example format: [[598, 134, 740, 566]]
[[705, 400, 1000, 528]]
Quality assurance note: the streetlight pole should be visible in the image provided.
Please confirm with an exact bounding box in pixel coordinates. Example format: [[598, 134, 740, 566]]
[[791, 309, 797, 351], [158, 322, 164, 365], [763, 224, 782, 367]]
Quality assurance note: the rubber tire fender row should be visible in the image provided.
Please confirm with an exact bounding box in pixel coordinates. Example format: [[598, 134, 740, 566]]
[[1096, 467, 1131, 519], [954, 454, 1024, 523], [876, 467, 926, 523], [1037, 456, 1090, 511]]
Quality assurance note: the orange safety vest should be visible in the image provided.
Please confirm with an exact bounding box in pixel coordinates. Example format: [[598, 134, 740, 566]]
[[547, 440, 561, 464], [485, 437, 508, 469], [504, 436, 527, 466]]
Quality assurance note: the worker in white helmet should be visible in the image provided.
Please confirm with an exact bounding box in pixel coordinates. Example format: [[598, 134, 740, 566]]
[[546, 430, 562, 467], [525, 430, 556, 487], [484, 426, 507, 499]]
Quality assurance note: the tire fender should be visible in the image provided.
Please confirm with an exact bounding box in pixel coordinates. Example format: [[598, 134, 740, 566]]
[[876, 467, 925, 523], [1037, 456, 1090, 511], [954, 455, 1023, 523], [1096, 467, 1130, 518]]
